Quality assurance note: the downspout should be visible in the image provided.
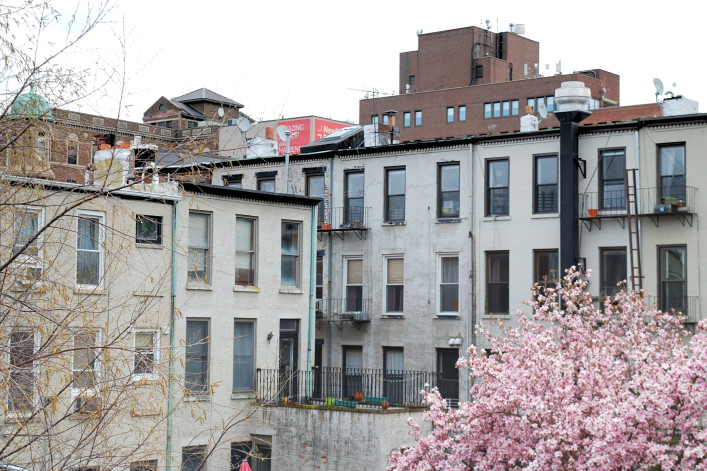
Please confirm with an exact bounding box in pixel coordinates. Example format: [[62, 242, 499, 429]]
[[326, 157, 333, 368], [166, 199, 178, 471], [634, 129, 642, 267], [307, 204, 316, 397], [467, 141, 476, 402]]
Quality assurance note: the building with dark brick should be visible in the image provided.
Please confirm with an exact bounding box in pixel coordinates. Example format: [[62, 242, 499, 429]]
[[359, 25, 621, 141]]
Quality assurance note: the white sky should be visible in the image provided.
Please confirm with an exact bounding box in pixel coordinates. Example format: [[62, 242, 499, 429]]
[[47, 0, 705, 123]]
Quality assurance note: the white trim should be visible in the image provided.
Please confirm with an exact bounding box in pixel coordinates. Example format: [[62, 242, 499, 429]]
[[6, 329, 41, 418], [12, 206, 44, 288], [131, 329, 161, 382], [75, 209, 105, 289], [437, 253, 460, 316], [383, 255, 405, 315], [70, 328, 102, 413]]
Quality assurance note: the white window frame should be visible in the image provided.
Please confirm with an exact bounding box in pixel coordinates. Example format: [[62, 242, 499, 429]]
[[343, 257, 363, 313], [132, 329, 160, 381], [384, 256, 404, 315], [6, 328, 40, 417], [187, 211, 212, 285], [233, 320, 256, 392], [13, 206, 44, 287], [438, 254, 460, 316], [71, 328, 102, 412], [281, 221, 301, 288], [75, 210, 105, 289], [235, 216, 257, 286]]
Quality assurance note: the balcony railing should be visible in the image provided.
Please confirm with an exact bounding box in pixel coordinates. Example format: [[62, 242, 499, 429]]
[[256, 367, 444, 408], [316, 298, 371, 322], [579, 186, 696, 218], [318, 207, 370, 230]]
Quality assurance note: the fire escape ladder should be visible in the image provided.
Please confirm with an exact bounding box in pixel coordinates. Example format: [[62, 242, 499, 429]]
[[625, 168, 643, 292]]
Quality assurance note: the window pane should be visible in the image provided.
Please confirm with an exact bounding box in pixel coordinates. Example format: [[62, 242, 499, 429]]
[[441, 165, 459, 191], [484, 103, 492, 119], [387, 258, 404, 284], [447, 107, 454, 123], [347, 259, 363, 284], [441, 257, 458, 283], [536, 156, 557, 185], [535, 251, 559, 285], [9, 330, 34, 412], [502, 101, 510, 117], [459, 106, 466, 121], [236, 218, 254, 251], [189, 213, 209, 249], [511, 100, 519, 115], [601, 248, 626, 296], [136, 215, 161, 244], [77, 217, 99, 250], [415, 111, 422, 126], [185, 321, 208, 392], [404, 112, 411, 127], [14, 209, 40, 255], [77, 251, 100, 286], [489, 160, 508, 188], [233, 322, 255, 391], [487, 252, 509, 314], [493, 102, 500, 117], [281, 223, 298, 254]]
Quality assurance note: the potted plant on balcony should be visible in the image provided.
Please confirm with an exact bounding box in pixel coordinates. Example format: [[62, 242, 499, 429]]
[[353, 392, 363, 402]]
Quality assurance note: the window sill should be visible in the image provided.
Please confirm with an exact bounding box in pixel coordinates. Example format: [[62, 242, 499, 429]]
[[186, 283, 213, 291], [382, 221, 405, 226], [436, 314, 461, 319], [74, 287, 106, 295], [381, 314, 404, 319], [184, 394, 211, 402], [232, 391, 256, 400], [279, 287, 303, 294], [483, 215, 510, 222], [135, 243, 164, 249], [234, 285, 260, 293], [482, 314, 511, 319], [436, 218, 460, 224], [531, 213, 559, 219]]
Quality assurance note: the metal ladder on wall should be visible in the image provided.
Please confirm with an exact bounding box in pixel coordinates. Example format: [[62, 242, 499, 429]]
[[624, 169, 643, 292]]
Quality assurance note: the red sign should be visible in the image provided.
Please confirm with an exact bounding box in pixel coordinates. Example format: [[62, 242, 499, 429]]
[[314, 119, 351, 141], [277, 118, 311, 155]]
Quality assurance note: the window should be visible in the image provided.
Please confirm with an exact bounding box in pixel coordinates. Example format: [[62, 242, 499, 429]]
[[486, 159, 509, 216], [493, 102, 501, 118], [403, 112, 411, 127], [659, 246, 687, 314], [386, 257, 404, 313], [343, 346, 363, 396], [502, 101, 510, 117], [385, 167, 405, 222], [136, 215, 162, 245], [182, 445, 206, 471], [659, 144, 686, 202], [415, 110, 422, 126], [600, 149, 626, 209], [281, 221, 300, 286], [487, 252, 509, 314], [527, 97, 535, 113], [446, 107, 454, 123], [72, 329, 100, 413], [345, 258, 363, 312], [383, 347, 404, 403], [535, 155, 558, 213], [459, 105, 466, 122], [8, 329, 36, 413], [511, 100, 519, 116], [546, 96, 555, 112], [534, 250, 559, 291], [67, 134, 78, 165], [484, 103, 492, 119], [37, 133, 48, 161], [316, 254, 323, 300], [371, 115, 379, 126], [185, 320, 209, 394], [13, 207, 43, 284], [345, 171, 364, 224], [475, 65, 483, 79], [233, 321, 255, 392], [258, 178, 275, 192], [76, 211, 104, 287], [232, 440, 273, 471], [600, 248, 627, 297], [409, 75, 415, 86], [306, 174, 325, 223], [188, 212, 211, 284], [236, 216, 256, 286], [439, 255, 459, 314], [438, 163, 460, 218], [223, 174, 243, 188], [188, 121, 198, 129], [130, 460, 157, 471], [133, 330, 159, 379]]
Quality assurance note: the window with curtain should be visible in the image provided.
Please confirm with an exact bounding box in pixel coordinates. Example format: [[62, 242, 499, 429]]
[[345, 259, 363, 312], [386, 258, 404, 313], [233, 321, 255, 391], [188, 212, 210, 283], [439, 256, 459, 313], [76, 212, 103, 287], [236, 217, 256, 285], [281, 222, 300, 286], [438, 163, 460, 218], [345, 172, 364, 224], [385, 168, 405, 222], [486, 159, 509, 216]]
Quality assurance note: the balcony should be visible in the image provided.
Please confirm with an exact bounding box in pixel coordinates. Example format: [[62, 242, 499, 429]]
[[579, 186, 696, 230], [316, 298, 371, 330], [318, 207, 370, 240], [256, 367, 453, 409]]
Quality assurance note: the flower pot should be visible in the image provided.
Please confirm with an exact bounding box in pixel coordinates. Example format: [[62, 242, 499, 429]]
[[353, 392, 363, 402], [381, 401, 389, 410], [587, 208, 598, 218], [321, 223, 332, 230]]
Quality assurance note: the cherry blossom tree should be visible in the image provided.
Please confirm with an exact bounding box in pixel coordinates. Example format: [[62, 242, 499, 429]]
[[389, 268, 707, 471]]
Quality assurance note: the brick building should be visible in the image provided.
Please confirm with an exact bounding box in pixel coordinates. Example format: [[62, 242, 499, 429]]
[[359, 25, 621, 141]]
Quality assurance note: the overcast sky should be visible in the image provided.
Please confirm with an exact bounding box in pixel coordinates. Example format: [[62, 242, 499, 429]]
[[50, 0, 704, 123]]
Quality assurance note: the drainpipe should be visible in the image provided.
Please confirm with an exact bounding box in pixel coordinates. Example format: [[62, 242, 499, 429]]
[[555, 82, 591, 273], [166, 200, 178, 470], [307, 204, 316, 397], [326, 157, 333, 368], [467, 141, 476, 402]]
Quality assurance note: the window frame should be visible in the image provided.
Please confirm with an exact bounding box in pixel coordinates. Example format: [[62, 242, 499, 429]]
[[658, 245, 687, 314], [484, 103, 492, 119], [235, 215, 257, 286], [600, 247, 627, 297], [185, 319, 210, 395], [384, 167, 406, 222], [75, 210, 105, 289], [306, 173, 326, 224], [257, 177, 275, 192], [7, 328, 39, 416], [223, 174, 243, 188], [534, 249, 559, 291], [280, 221, 301, 287], [446, 107, 454, 123], [344, 257, 363, 313], [403, 111, 411, 128], [437, 162, 460, 219], [13, 206, 44, 285], [135, 215, 163, 245], [486, 158, 509, 216], [187, 211, 212, 285], [344, 170, 364, 225], [438, 254, 460, 315], [385, 256, 404, 314], [233, 320, 256, 392], [599, 148, 626, 210], [181, 445, 207, 471], [486, 251, 509, 315], [534, 154, 558, 214], [67, 134, 79, 165], [459, 105, 467, 122], [658, 143, 686, 203], [132, 329, 160, 381], [415, 110, 422, 126], [71, 328, 102, 412]]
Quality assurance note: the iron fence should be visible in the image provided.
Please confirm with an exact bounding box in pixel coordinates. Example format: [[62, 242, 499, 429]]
[[315, 298, 371, 322]]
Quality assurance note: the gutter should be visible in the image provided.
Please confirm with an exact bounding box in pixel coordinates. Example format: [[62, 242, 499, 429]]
[[307, 205, 316, 397], [166, 199, 178, 470]]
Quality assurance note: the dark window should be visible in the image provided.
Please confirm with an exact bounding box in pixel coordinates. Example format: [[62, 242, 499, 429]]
[[233, 321, 255, 391], [185, 320, 209, 393], [345, 171, 364, 224], [600, 248, 627, 296], [130, 460, 157, 471], [600, 149, 626, 209], [403, 112, 411, 127], [136, 215, 162, 245], [258, 178, 275, 192], [386, 258, 404, 313], [182, 445, 206, 471], [475, 65, 483, 78], [659, 144, 686, 203], [307, 174, 325, 223], [535, 155, 558, 213], [659, 246, 687, 314], [436, 349, 460, 402], [487, 252, 509, 314], [383, 347, 404, 404], [486, 159, 509, 216], [343, 346, 363, 396], [446, 107, 454, 123], [345, 259, 363, 312], [67, 139, 78, 165], [409, 75, 415, 86], [534, 250, 559, 291], [385, 168, 405, 222], [9, 329, 34, 413], [438, 163, 460, 218], [316, 255, 323, 300], [223, 174, 243, 188], [236, 217, 256, 286], [415, 110, 422, 126]]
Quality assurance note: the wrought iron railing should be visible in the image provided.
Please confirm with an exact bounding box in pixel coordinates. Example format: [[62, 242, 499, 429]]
[[579, 186, 696, 218], [315, 298, 371, 322], [324, 206, 370, 229], [255, 368, 443, 408]]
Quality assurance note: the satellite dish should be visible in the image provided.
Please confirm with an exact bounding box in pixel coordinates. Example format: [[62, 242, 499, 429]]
[[217, 107, 225, 118], [237, 118, 252, 132], [653, 78, 664, 95], [276, 125, 288, 141], [538, 102, 548, 120]]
